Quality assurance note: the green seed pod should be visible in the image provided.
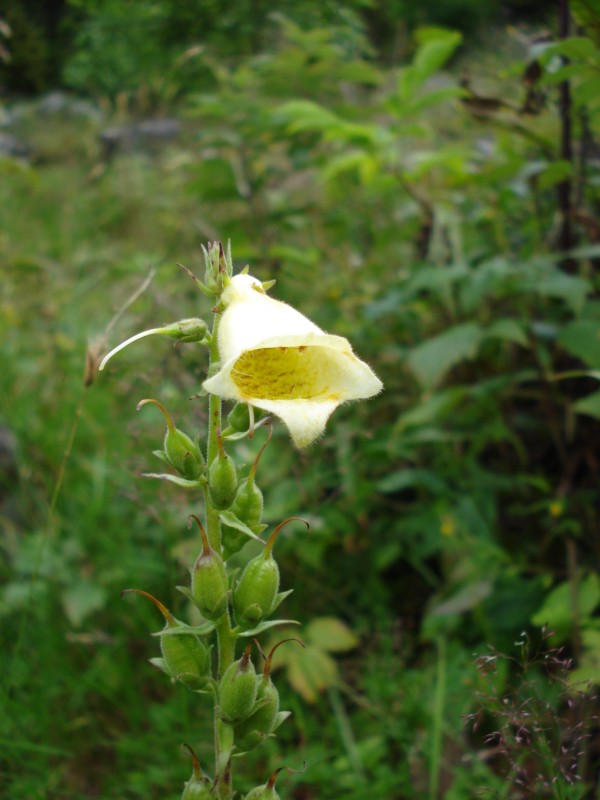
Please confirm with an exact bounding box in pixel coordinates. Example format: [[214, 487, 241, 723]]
[[244, 768, 293, 800], [208, 434, 237, 509], [234, 518, 308, 629], [181, 744, 211, 799], [122, 589, 210, 690], [231, 478, 263, 529], [234, 678, 278, 751], [219, 645, 258, 724], [190, 515, 229, 620], [244, 786, 278, 800], [137, 398, 204, 480], [222, 426, 272, 559], [232, 424, 271, 526], [234, 638, 303, 751], [233, 550, 278, 629]]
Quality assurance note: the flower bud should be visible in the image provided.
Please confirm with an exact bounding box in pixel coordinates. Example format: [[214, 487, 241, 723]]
[[181, 744, 211, 799], [137, 398, 204, 481], [202, 240, 233, 295], [162, 318, 208, 343], [233, 518, 308, 629], [190, 515, 229, 620], [208, 434, 237, 510], [234, 638, 303, 751], [122, 589, 210, 690], [98, 318, 208, 371], [219, 644, 257, 724]]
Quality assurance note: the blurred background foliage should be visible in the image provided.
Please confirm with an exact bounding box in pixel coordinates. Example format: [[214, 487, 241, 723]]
[[2, 0, 600, 798]]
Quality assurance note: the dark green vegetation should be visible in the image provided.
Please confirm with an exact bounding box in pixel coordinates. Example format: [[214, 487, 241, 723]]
[[2, 2, 600, 798]]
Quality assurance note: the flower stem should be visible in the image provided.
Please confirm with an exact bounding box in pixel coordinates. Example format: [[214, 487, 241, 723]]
[[214, 610, 236, 798], [206, 312, 223, 553], [206, 307, 235, 799]]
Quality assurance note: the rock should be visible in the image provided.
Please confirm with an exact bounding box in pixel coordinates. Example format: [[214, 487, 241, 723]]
[[36, 91, 103, 121], [99, 118, 181, 158], [0, 131, 29, 159]]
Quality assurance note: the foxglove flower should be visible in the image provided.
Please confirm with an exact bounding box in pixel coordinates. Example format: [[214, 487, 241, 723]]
[[203, 275, 382, 447]]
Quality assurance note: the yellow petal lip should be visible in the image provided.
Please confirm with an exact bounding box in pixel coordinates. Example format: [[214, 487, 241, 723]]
[[203, 274, 382, 447]]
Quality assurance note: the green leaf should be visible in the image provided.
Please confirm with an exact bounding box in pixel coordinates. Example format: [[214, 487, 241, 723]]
[[573, 389, 600, 420], [305, 617, 358, 653], [559, 320, 600, 368], [531, 574, 600, 641], [141, 473, 203, 488], [413, 28, 463, 82], [544, 36, 597, 61], [153, 621, 215, 637], [61, 579, 107, 627], [237, 619, 300, 638], [569, 628, 600, 688], [407, 322, 483, 388], [484, 319, 528, 347], [537, 160, 573, 190], [427, 580, 493, 619], [530, 271, 590, 315], [219, 510, 266, 544], [395, 387, 466, 431], [287, 646, 338, 702]]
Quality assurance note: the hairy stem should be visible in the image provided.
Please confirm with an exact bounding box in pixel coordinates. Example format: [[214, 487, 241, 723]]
[[206, 307, 235, 799], [206, 312, 223, 552]]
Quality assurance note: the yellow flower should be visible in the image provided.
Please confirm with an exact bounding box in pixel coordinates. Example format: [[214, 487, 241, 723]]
[[203, 275, 382, 447]]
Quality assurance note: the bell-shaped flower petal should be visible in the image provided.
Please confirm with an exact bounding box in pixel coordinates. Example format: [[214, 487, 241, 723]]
[[203, 275, 382, 447]]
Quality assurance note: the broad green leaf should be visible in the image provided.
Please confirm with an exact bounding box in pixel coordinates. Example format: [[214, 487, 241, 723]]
[[237, 619, 300, 637], [305, 617, 358, 653], [276, 99, 340, 133], [413, 28, 463, 82], [573, 389, 600, 420], [484, 319, 528, 347], [153, 621, 215, 637], [543, 36, 597, 61], [322, 150, 372, 182], [62, 579, 107, 628], [529, 271, 590, 315], [569, 628, 600, 688], [531, 574, 600, 641], [427, 580, 493, 619], [141, 473, 203, 488], [407, 86, 464, 115], [407, 322, 483, 388], [395, 387, 466, 431], [574, 74, 600, 108], [287, 645, 338, 702], [537, 160, 573, 191], [559, 320, 600, 367]]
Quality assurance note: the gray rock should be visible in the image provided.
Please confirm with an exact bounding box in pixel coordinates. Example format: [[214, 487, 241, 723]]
[[99, 118, 181, 157], [37, 91, 103, 121], [0, 132, 29, 159]]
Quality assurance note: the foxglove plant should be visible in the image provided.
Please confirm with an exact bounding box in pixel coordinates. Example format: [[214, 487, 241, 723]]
[[100, 242, 381, 798]]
